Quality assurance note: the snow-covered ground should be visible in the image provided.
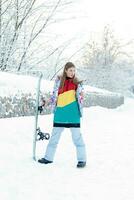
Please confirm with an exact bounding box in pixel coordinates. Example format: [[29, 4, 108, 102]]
[[0, 71, 118, 97], [0, 98, 134, 200], [0, 71, 134, 200]]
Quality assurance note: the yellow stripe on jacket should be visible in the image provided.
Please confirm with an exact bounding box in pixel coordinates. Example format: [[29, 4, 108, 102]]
[[57, 90, 76, 107]]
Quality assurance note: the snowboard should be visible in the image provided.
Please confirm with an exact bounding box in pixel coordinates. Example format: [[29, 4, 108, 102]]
[[33, 73, 50, 161]]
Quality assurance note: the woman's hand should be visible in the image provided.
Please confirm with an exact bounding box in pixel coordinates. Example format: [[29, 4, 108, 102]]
[[38, 98, 46, 113], [41, 98, 46, 107], [41, 98, 52, 107]]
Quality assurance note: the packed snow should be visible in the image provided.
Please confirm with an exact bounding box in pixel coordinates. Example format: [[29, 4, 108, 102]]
[[0, 72, 134, 200], [0, 71, 117, 97]]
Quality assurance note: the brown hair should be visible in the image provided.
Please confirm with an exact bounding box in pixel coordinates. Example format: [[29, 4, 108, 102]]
[[58, 62, 82, 89]]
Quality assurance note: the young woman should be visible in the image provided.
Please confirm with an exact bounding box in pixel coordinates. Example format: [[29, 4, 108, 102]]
[[38, 62, 87, 168]]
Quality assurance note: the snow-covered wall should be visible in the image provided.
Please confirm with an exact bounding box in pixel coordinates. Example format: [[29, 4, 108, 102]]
[[0, 91, 124, 118], [78, 64, 134, 98], [0, 92, 51, 118], [0, 71, 124, 118]]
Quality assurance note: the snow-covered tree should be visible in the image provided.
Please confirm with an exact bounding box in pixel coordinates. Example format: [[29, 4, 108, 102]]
[[0, 0, 76, 72], [82, 25, 134, 67]]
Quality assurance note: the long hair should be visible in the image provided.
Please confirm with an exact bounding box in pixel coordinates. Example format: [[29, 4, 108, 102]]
[[59, 62, 82, 89]]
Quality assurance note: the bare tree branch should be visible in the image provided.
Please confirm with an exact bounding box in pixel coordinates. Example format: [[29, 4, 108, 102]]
[[50, 43, 87, 80], [17, 0, 62, 71], [1, 0, 13, 16], [17, 0, 37, 28]]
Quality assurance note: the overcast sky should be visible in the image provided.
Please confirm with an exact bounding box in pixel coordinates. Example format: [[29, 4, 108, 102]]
[[37, 0, 134, 62], [46, 0, 134, 51], [50, 0, 134, 41], [80, 0, 134, 39]]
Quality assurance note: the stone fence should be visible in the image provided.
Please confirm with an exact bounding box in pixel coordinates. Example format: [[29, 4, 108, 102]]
[[0, 90, 124, 118]]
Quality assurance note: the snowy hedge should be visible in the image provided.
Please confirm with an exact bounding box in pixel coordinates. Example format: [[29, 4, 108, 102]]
[[0, 90, 124, 118]]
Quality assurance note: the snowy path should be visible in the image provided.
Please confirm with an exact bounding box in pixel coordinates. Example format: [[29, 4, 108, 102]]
[[0, 99, 134, 200]]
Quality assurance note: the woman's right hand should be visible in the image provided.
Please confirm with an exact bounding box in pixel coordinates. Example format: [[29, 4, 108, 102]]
[[41, 98, 46, 107], [38, 98, 46, 113]]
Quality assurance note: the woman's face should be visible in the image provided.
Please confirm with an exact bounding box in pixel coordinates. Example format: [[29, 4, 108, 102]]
[[65, 67, 75, 78]]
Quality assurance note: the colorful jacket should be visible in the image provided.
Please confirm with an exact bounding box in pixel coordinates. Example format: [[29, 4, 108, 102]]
[[50, 76, 84, 117]]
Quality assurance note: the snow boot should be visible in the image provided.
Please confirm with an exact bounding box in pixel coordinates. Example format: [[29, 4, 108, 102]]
[[38, 158, 53, 164], [77, 161, 86, 168]]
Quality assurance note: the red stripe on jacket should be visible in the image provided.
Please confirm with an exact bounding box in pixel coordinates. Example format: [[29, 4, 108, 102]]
[[58, 79, 78, 95]]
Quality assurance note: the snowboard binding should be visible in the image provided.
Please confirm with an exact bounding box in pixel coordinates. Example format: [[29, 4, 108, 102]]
[[36, 127, 50, 141]]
